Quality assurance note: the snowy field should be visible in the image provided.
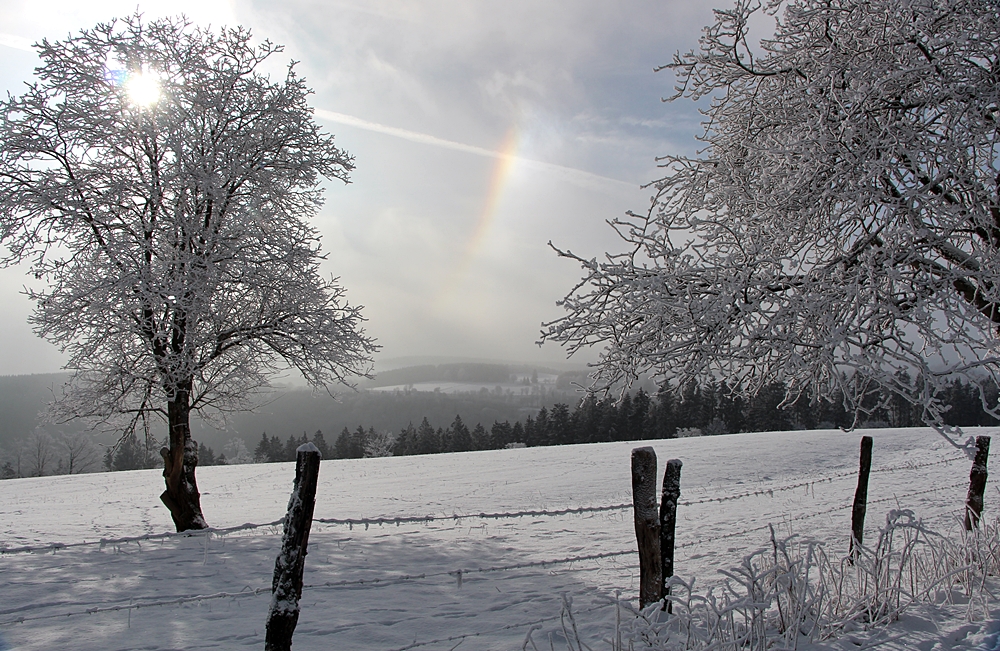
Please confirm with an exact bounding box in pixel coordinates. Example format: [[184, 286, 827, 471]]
[[1, 427, 999, 650]]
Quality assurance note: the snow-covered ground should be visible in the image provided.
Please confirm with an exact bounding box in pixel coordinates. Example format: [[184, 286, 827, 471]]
[[0, 427, 997, 650]]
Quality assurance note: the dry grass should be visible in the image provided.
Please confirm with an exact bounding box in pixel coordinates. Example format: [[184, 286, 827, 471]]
[[534, 510, 1000, 651]]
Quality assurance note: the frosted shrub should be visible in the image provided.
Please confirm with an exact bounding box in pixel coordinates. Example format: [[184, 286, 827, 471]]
[[569, 512, 1000, 651], [223, 438, 253, 465], [363, 430, 395, 458]]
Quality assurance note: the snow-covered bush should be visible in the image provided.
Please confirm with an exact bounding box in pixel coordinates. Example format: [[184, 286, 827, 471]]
[[363, 430, 395, 458], [554, 511, 1000, 650], [223, 437, 253, 465]]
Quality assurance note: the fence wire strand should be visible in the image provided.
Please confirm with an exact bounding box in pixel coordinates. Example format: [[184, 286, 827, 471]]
[[0, 453, 972, 556], [0, 478, 973, 629]]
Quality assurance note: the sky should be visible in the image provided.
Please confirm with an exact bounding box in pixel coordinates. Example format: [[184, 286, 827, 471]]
[[0, 0, 717, 377]]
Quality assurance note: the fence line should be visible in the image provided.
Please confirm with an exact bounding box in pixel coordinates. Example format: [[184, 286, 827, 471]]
[[313, 503, 635, 528], [871, 455, 966, 473], [0, 548, 634, 628], [0, 479, 972, 628], [0, 587, 269, 627], [0, 519, 285, 556], [675, 481, 970, 551], [0, 455, 972, 556]]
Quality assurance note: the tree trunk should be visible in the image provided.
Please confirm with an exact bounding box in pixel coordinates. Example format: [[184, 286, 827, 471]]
[[160, 381, 208, 531]]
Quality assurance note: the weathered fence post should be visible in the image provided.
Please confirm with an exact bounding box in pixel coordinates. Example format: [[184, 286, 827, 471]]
[[660, 459, 682, 612], [266, 442, 321, 651], [632, 446, 661, 608], [965, 436, 990, 531], [849, 436, 873, 560]]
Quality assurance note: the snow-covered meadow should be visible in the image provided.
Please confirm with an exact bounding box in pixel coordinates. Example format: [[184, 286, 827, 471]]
[[1, 427, 998, 650]]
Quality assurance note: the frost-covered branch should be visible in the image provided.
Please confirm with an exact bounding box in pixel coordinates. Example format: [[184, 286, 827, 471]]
[[544, 0, 1000, 442]]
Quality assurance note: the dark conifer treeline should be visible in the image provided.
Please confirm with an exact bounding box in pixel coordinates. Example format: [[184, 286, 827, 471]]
[[243, 377, 1000, 462]]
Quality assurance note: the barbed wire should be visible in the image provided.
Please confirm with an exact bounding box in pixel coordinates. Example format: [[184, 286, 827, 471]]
[[313, 503, 634, 529], [676, 481, 969, 550], [0, 548, 633, 628], [0, 480, 972, 628], [0, 587, 268, 627], [0, 519, 284, 556], [0, 455, 972, 556], [303, 549, 637, 593], [871, 455, 966, 474]]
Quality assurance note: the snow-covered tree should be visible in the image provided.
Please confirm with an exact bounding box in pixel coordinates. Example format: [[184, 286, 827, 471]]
[[363, 429, 395, 458], [544, 0, 1000, 445], [0, 16, 376, 530], [223, 437, 253, 465]]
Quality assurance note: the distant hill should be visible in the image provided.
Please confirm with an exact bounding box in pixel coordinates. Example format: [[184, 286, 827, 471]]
[[363, 363, 515, 388], [0, 366, 592, 452], [0, 373, 80, 446]]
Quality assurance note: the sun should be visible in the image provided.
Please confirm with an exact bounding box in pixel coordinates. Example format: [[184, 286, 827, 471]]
[[125, 70, 160, 108]]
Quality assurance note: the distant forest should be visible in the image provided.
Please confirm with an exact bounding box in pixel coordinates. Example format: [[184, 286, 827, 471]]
[[5, 367, 1000, 476], [247, 376, 1000, 462]]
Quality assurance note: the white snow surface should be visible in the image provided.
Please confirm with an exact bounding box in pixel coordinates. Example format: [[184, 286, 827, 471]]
[[1, 427, 999, 650]]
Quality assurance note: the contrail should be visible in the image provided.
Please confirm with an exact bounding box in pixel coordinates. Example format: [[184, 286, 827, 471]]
[[0, 33, 34, 52], [314, 108, 638, 193]]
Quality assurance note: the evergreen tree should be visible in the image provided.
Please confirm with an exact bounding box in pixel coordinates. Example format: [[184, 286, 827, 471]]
[[253, 433, 272, 463], [448, 415, 472, 452], [746, 382, 793, 432], [649, 386, 677, 439], [597, 399, 619, 442], [522, 415, 537, 447], [334, 427, 353, 459], [394, 423, 416, 456], [716, 384, 743, 435], [311, 430, 331, 459], [282, 435, 300, 462], [347, 426, 366, 458], [510, 421, 525, 447], [471, 423, 489, 450], [415, 418, 439, 455], [198, 442, 216, 466], [534, 407, 551, 446], [629, 390, 651, 440], [550, 403, 573, 445], [573, 394, 603, 443], [490, 421, 513, 449], [111, 434, 148, 471]]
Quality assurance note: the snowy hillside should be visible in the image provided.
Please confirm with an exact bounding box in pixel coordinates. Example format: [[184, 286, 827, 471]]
[[1, 427, 998, 650]]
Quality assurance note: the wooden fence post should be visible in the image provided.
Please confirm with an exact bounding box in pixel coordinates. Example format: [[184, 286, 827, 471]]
[[266, 443, 321, 651], [660, 459, 682, 612], [632, 446, 661, 608], [849, 436, 873, 560], [965, 436, 990, 531]]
